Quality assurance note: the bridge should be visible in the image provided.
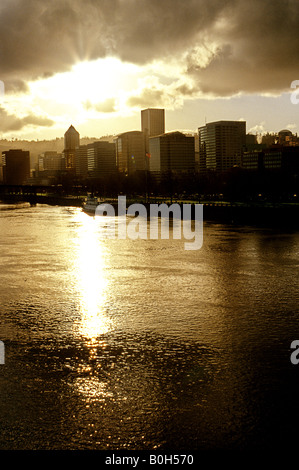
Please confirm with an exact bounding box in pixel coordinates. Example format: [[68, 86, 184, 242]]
[[0, 184, 83, 207], [0, 183, 73, 195]]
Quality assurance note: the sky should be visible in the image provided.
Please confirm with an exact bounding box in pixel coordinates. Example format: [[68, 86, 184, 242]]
[[1, 0, 299, 140]]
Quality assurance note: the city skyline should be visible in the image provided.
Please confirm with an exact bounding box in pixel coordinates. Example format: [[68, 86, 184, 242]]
[[0, 0, 299, 141]]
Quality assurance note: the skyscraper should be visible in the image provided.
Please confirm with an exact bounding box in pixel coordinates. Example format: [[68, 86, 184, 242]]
[[198, 120, 246, 172], [64, 125, 80, 172], [87, 141, 116, 179], [38, 151, 64, 172], [141, 109, 165, 154], [75, 145, 89, 179], [116, 131, 146, 175], [2, 149, 30, 184], [141, 108, 165, 138], [149, 132, 195, 173]]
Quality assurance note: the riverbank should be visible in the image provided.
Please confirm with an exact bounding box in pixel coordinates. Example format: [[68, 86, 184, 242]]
[[0, 193, 83, 207], [1, 193, 298, 228]]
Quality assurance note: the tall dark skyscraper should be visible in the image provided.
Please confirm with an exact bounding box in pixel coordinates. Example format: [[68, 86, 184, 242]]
[[64, 125, 80, 172], [116, 131, 146, 175], [2, 149, 30, 185], [87, 141, 116, 179], [75, 145, 89, 179], [198, 120, 246, 172]]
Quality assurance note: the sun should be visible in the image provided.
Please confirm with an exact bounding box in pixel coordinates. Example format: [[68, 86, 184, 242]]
[[29, 57, 140, 111], [1, 54, 186, 139]]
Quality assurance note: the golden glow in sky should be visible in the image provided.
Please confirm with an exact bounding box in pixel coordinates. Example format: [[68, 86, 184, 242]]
[[1, 0, 299, 140], [1, 54, 297, 140], [0, 54, 205, 139], [30, 58, 140, 112]]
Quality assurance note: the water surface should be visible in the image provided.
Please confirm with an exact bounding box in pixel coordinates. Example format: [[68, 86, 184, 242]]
[[0, 202, 298, 450]]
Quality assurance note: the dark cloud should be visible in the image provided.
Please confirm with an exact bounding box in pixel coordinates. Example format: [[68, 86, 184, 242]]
[[0, 107, 54, 132], [0, 0, 230, 85], [185, 0, 299, 96], [4, 79, 29, 94], [0, 0, 299, 97]]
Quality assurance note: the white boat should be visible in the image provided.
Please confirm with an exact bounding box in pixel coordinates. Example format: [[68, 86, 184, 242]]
[[82, 195, 99, 214]]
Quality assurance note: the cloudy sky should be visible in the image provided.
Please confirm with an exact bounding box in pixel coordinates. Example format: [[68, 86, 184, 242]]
[[0, 0, 299, 140]]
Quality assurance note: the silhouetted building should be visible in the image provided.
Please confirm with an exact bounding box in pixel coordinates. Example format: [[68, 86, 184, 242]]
[[75, 145, 88, 179], [141, 108, 165, 154], [260, 130, 299, 147], [141, 108, 165, 137], [116, 131, 146, 175], [2, 149, 30, 185], [149, 131, 195, 174], [198, 120, 246, 172], [184, 132, 199, 171], [38, 151, 65, 172], [246, 134, 257, 146], [242, 145, 299, 173], [64, 125, 80, 172], [242, 150, 263, 171], [261, 133, 277, 147], [87, 141, 116, 179], [263, 146, 299, 172], [278, 129, 299, 146]]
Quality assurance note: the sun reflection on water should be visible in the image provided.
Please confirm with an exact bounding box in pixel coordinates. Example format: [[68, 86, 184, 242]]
[[73, 210, 112, 340]]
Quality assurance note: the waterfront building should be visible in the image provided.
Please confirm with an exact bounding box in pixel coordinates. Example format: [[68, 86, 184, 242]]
[[198, 120, 246, 172], [242, 150, 263, 171], [149, 131, 195, 174], [141, 108, 165, 154], [63, 125, 80, 172], [263, 146, 299, 172], [141, 108, 165, 138], [2, 149, 30, 185], [242, 145, 299, 173], [116, 131, 146, 175], [87, 141, 116, 179], [38, 151, 65, 172], [75, 145, 88, 179]]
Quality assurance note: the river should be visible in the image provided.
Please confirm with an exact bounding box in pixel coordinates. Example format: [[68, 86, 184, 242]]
[[0, 201, 298, 451]]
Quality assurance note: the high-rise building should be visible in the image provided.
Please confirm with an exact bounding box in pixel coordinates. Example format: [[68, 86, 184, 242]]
[[87, 141, 116, 179], [149, 131, 195, 174], [141, 108, 165, 154], [63, 125, 80, 172], [2, 149, 30, 185], [75, 145, 89, 179], [198, 120, 246, 172], [116, 131, 146, 175], [38, 151, 64, 172], [141, 108, 165, 138]]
